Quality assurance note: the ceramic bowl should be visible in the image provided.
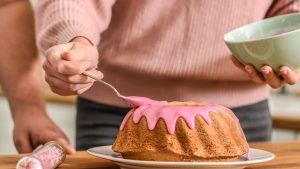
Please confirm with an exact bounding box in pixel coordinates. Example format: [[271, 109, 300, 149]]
[[224, 13, 300, 73]]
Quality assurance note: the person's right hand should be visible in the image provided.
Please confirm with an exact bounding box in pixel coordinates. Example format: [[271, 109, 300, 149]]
[[43, 37, 103, 96]]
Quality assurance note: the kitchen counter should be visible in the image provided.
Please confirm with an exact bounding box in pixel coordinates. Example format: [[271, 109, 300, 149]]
[[1, 141, 300, 169]]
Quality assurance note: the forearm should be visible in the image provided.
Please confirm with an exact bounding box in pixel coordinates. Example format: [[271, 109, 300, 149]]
[[0, 0, 46, 120]]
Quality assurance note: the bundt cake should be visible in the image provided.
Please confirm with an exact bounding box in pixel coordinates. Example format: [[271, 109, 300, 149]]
[[112, 96, 249, 162]]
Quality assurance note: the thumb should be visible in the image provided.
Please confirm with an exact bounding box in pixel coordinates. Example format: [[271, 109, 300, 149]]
[[61, 51, 75, 61], [61, 47, 89, 62], [62, 50, 98, 70], [56, 138, 76, 155], [61, 43, 98, 69]]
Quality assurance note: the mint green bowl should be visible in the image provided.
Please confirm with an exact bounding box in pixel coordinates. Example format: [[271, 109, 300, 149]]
[[224, 13, 300, 73]]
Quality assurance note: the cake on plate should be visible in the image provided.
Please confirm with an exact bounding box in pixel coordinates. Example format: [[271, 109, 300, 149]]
[[112, 97, 249, 162]]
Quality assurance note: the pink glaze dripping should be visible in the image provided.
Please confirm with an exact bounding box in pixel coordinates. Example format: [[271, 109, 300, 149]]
[[120, 96, 250, 160]]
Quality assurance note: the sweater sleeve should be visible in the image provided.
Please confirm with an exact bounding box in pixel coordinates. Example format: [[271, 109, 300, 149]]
[[266, 0, 300, 17], [35, 0, 116, 53]]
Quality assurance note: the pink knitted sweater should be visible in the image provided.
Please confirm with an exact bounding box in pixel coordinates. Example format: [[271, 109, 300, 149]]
[[36, 0, 299, 108]]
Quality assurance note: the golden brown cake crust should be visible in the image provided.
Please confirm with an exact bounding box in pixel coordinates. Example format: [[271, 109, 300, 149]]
[[112, 111, 248, 162]]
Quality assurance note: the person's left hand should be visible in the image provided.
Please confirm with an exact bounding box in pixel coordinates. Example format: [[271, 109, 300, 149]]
[[231, 56, 300, 88], [13, 109, 75, 154]]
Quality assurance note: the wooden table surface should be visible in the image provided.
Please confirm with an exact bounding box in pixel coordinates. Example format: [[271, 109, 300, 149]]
[[1, 141, 300, 169]]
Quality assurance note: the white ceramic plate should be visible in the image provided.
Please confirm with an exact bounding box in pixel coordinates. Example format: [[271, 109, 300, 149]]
[[87, 146, 274, 169]]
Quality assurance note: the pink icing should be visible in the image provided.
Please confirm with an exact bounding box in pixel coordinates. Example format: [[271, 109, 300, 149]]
[[120, 96, 250, 160]]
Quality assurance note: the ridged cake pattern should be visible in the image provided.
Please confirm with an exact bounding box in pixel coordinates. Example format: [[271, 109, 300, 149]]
[[114, 96, 250, 161]]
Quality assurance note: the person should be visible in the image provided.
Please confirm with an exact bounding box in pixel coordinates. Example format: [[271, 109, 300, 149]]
[[0, 0, 75, 154], [35, 0, 300, 150]]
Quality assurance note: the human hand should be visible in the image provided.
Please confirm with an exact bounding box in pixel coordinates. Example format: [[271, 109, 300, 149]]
[[43, 37, 103, 96], [231, 56, 300, 88], [13, 110, 75, 154]]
